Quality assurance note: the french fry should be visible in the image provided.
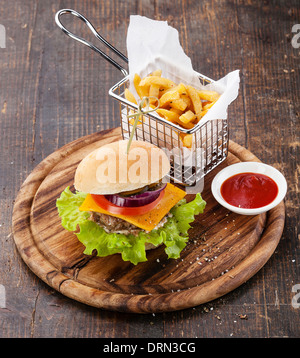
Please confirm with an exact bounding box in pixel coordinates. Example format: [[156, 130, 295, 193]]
[[163, 83, 187, 96], [179, 110, 196, 124], [157, 109, 194, 130], [179, 94, 192, 110], [180, 133, 193, 148], [159, 89, 180, 107], [202, 100, 216, 110], [149, 69, 162, 77], [149, 70, 162, 104], [124, 88, 137, 104], [184, 134, 193, 148], [176, 83, 187, 94], [140, 86, 150, 98], [149, 84, 160, 103], [158, 87, 167, 98], [133, 73, 149, 98], [125, 88, 140, 125], [139, 76, 176, 89], [176, 119, 194, 129], [129, 116, 143, 125], [156, 108, 180, 123], [199, 109, 208, 117], [198, 90, 220, 102], [169, 98, 188, 111], [169, 107, 183, 115], [133, 74, 143, 98], [186, 85, 202, 117]]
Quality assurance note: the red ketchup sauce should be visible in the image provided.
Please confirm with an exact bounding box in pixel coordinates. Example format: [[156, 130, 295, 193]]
[[220, 172, 278, 209]]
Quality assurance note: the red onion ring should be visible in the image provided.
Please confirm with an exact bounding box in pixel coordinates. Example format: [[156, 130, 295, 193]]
[[105, 183, 167, 207]]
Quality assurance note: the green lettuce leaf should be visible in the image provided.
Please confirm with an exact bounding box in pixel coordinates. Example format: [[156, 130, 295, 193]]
[[56, 186, 89, 231], [56, 187, 206, 265], [170, 193, 206, 235]]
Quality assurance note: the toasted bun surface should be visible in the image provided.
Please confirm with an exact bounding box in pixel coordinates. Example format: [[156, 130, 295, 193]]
[[74, 140, 170, 195]]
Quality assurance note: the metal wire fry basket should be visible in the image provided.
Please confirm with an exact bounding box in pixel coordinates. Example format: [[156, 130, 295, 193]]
[[109, 75, 229, 186], [55, 9, 229, 186]]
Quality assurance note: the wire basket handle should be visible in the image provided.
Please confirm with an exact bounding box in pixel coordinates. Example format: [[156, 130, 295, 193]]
[[55, 9, 128, 77]]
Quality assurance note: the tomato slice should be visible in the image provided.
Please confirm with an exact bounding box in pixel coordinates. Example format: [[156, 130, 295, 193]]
[[91, 190, 165, 216]]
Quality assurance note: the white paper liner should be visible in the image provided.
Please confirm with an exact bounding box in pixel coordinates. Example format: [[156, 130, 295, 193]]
[[126, 15, 240, 121], [124, 15, 239, 184]]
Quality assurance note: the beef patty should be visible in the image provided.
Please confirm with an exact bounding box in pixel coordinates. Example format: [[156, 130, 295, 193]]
[[90, 212, 142, 236]]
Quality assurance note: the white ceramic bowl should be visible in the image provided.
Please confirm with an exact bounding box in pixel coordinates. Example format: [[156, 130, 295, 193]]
[[211, 162, 287, 215]]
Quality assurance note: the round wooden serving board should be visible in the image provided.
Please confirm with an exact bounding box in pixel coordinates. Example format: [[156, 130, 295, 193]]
[[12, 127, 285, 313]]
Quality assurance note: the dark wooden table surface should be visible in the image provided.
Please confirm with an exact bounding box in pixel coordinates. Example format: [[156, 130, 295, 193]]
[[0, 0, 299, 338]]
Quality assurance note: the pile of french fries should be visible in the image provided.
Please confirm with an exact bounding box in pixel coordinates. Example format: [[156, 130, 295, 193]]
[[124, 70, 220, 148]]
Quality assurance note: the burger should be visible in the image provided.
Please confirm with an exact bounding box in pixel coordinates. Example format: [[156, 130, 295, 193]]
[[56, 140, 206, 265]]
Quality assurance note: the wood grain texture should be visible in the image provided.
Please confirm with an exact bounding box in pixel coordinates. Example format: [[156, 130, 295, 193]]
[[1, 0, 299, 337], [12, 128, 285, 313]]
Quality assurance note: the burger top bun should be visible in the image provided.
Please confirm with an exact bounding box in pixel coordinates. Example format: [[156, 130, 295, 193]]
[[74, 140, 170, 195]]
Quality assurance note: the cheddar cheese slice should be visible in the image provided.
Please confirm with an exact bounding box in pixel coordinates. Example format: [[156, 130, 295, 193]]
[[79, 183, 186, 231]]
